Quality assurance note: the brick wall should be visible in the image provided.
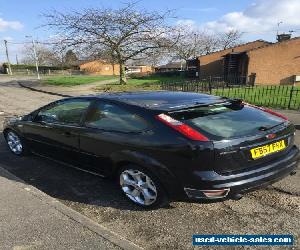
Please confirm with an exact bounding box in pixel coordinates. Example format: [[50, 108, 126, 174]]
[[80, 61, 120, 75], [247, 38, 300, 85], [140, 66, 153, 73], [198, 40, 270, 78]]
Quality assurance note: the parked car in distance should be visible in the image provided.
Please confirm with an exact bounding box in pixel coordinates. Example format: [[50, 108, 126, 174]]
[[3, 91, 299, 208]]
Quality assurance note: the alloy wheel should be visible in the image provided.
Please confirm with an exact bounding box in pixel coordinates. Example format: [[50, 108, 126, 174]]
[[6, 131, 23, 155], [120, 169, 158, 206]]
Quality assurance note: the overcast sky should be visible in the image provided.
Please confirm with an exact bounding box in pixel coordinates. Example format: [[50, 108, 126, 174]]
[[1, 0, 300, 63]]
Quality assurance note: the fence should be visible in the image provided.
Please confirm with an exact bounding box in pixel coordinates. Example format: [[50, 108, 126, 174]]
[[5, 69, 86, 76], [161, 81, 300, 110]]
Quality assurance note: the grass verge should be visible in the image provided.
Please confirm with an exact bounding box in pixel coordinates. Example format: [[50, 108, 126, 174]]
[[212, 86, 300, 109], [41, 74, 184, 88], [96, 82, 162, 92], [95, 74, 185, 92], [42, 75, 118, 86]]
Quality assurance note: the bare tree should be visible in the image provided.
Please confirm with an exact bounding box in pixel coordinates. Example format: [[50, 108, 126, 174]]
[[43, 3, 177, 84], [171, 26, 225, 64], [138, 48, 170, 67], [218, 30, 243, 50], [171, 26, 203, 67], [198, 34, 220, 55], [21, 43, 61, 66]]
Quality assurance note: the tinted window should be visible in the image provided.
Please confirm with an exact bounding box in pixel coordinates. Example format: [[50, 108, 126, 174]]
[[169, 104, 284, 139], [37, 99, 91, 125], [84, 102, 148, 132]]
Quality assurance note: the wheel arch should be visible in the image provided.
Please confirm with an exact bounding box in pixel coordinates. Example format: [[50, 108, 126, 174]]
[[110, 151, 182, 198], [3, 127, 18, 139], [3, 128, 10, 136], [3, 127, 23, 140]]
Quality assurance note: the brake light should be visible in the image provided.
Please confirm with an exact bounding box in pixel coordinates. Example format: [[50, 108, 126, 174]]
[[243, 102, 288, 120], [156, 113, 209, 141]]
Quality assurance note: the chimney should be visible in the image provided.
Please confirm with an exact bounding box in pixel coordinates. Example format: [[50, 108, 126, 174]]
[[276, 33, 291, 42]]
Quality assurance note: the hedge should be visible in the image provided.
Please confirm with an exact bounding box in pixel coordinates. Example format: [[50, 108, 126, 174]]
[[2, 63, 71, 70]]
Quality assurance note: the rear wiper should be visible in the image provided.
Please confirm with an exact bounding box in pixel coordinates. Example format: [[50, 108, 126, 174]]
[[258, 123, 284, 131]]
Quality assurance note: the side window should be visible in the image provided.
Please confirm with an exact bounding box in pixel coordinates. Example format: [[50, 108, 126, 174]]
[[84, 102, 148, 132], [36, 99, 91, 125]]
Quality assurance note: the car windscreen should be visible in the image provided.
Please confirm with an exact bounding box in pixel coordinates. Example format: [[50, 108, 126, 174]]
[[168, 103, 285, 140]]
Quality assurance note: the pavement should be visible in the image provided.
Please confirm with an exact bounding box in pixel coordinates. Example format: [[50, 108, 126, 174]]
[[0, 167, 141, 250], [0, 75, 299, 250]]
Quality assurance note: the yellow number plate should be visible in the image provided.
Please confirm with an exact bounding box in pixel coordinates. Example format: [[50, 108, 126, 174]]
[[250, 140, 286, 159]]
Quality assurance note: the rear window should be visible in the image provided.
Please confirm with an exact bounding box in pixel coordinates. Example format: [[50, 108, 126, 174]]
[[169, 103, 284, 140]]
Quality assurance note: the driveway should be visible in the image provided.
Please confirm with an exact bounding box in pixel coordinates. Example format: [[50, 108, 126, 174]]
[[0, 78, 299, 249]]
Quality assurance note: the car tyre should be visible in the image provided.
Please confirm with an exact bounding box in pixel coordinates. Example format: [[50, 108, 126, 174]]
[[118, 164, 169, 209], [4, 130, 30, 156]]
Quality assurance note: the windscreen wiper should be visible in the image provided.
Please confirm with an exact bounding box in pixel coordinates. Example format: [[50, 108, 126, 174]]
[[258, 122, 285, 131]]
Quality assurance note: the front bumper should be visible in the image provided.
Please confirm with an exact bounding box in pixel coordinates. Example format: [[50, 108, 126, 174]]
[[184, 145, 300, 200]]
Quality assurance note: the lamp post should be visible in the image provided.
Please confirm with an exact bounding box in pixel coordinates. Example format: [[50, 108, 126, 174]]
[[4, 40, 12, 75], [276, 21, 283, 37], [193, 33, 197, 58]]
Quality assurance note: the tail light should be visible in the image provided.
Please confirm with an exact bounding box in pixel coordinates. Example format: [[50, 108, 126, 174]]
[[243, 102, 288, 120], [156, 113, 209, 141]]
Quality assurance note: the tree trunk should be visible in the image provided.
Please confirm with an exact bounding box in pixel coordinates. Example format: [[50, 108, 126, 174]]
[[119, 62, 127, 84], [112, 62, 115, 76]]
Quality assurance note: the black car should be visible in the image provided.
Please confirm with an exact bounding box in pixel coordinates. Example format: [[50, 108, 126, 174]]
[[3, 91, 299, 208]]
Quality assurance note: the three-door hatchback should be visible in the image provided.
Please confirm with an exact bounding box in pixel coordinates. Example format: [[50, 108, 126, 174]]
[[3, 91, 299, 208]]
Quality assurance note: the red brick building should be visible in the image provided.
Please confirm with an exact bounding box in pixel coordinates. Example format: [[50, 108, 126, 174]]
[[198, 37, 300, 85], [79, 60, 120, 75], [79, 60, 153, 75]]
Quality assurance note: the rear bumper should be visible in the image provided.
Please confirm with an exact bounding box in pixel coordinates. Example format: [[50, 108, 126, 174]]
[[184, 145, 300, 200]]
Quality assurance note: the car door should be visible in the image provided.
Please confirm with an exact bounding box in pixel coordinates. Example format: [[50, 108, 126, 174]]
[[23, 98, 92, 164], [78, 100, 150, 176]]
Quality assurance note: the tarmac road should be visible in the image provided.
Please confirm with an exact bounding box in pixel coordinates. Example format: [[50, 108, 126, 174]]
[[0, 76, 299, 249]]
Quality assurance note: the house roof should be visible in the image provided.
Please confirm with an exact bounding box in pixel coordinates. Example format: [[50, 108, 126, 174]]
[[197, 39, 272, 58], [126, 65, 152, 68], [222, 52, 246, 57], [78, 59, 110, 66], [245, 36, 300, 53], [207, 36, 300, 59], [156, 62, 185, 69]]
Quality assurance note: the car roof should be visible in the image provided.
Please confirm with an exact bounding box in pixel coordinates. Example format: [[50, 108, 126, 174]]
[[84, 91, 225, 111]]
